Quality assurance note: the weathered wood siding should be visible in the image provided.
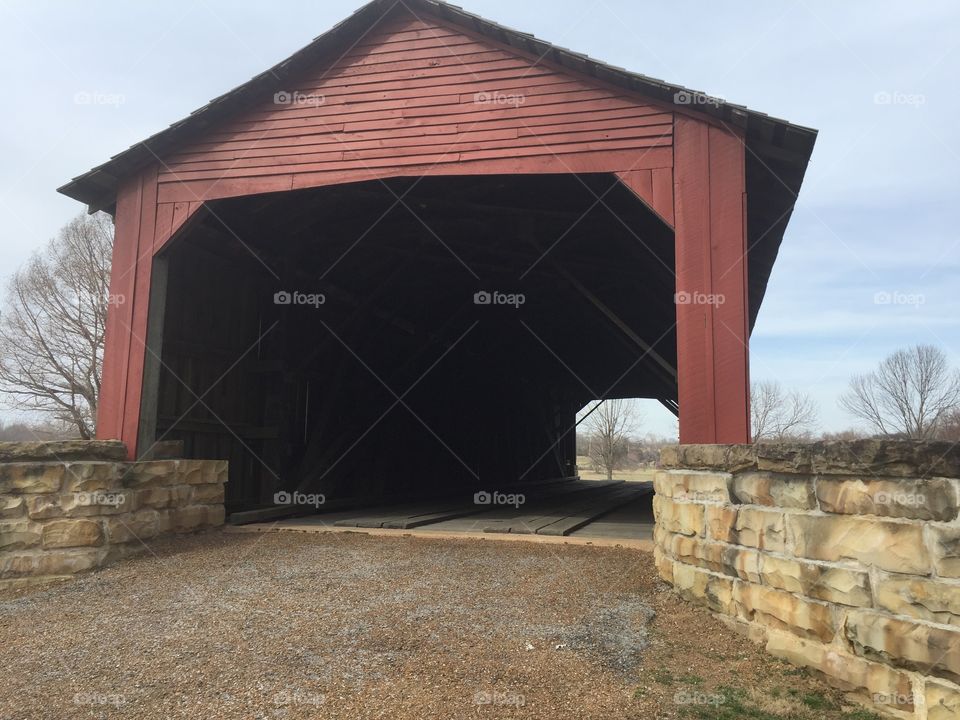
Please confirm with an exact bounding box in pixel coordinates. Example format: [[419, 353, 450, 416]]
[[156, 12, 674, 203]]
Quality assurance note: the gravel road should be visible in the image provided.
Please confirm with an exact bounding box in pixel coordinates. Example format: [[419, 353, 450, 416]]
[[0, 530, 879, 719]]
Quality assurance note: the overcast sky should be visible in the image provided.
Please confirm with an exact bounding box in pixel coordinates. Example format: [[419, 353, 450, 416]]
[[0, 0, 957, 437]]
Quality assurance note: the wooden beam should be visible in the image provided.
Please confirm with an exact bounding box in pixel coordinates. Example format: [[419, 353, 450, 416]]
[[136, 255, 168, 458], [673, 116, 750, 443]]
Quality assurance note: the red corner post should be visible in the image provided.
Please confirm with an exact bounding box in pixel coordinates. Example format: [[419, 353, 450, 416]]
[[673, 115, 751, 444], [98, 166, 199, 458]]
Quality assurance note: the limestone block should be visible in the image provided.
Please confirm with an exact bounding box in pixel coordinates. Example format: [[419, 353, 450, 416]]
[[652, 495, 704, 537], [659, 444, 756, 472], [0, 440, 126, 463], [0, 549, 101, 578], [809, 439, 960, 479], [932, 525, 960, 578], [41, 519, 104, 549], [137, 484, 191, 509], [672, 562, 735, 614], [0, 495, 25, 518], [25, 494, 62, 519], [191, 483, 225, 504], [104, 510, 160, 544], [0, 519, 42, 550], [765, 630, 915, 711], [730, 471, 817, 510], [169, 504, 217, 531], [731, 507, 786, 552], [788, 514, 929, 575], [206, 460, 228, 485], [816, 476, 957, 521], [62, 462, 122, 493], [704, 505, 738, 542], [760, 555, 872, 607], [136, 486, 171, 509], [123, 460, 178, 488], [845, 610, 960, 684], [755, 444, 816, 473], [926, 679, 960, 720], [62, 489, 136, 516], [734, 581, 836, 642], [653, 547, 674, 584], [177, 460, 210, 485], [206, 505, 225, 527], [0, 463, 64, 494], [875, 576, 960, 627], [667, 534, 761, 583], [653, 470, 730, 503]]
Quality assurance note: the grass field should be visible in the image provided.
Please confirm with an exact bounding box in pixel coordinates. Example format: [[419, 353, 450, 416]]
[[576, 457, 656, 482]]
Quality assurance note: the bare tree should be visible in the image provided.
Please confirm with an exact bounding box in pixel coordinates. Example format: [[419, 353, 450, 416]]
[[839, 344, 960, 439], [0, 213, 114, 438], [582, 399, 639, 480], [751, 380, 818, 442], [939, 407, 960, 442]]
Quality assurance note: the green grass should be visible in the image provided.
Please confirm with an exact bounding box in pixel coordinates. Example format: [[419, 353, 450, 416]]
[[678, 686, 784, 720], [843, 711, 882, 720], [653, 669, 675, 686], [800, 691, 838, 710], [677, 686, 882, 720]]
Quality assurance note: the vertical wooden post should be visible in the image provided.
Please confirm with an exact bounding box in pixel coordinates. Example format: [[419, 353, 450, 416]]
[[97, 167, 199, 458], [97, 170, 155, 457], [136, 255, 169, 457], [673, 116, 751, 444]]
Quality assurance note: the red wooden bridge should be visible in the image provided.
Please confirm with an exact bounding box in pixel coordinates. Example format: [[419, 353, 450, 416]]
[[59, 0, 815, 514]]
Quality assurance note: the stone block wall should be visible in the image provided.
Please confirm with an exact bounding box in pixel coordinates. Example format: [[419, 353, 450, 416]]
[[654, 441, 960, 720], [0, 441, 227, 588]]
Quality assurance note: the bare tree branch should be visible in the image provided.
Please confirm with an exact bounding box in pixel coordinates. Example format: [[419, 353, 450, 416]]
[[581, 399, 640, 480], [839, 344, 960, 439], [0, 213, 113, 438], [751, 380, 818, 442]]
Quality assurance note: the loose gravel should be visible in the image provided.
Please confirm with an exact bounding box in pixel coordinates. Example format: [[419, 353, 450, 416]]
[[1, 530, 879, 719]]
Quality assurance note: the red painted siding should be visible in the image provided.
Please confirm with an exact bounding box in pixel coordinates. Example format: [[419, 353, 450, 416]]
[[673, 116, 750, 444], [97, 178, 202, 455], [155, 11, 674, 203], [97, 5, 752, 453]]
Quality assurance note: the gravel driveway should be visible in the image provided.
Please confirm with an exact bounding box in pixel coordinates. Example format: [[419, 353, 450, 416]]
[[1, 530, 881, 719]]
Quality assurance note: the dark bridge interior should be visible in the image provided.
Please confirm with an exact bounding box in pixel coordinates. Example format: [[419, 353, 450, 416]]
[[151, 174, 677, 514]]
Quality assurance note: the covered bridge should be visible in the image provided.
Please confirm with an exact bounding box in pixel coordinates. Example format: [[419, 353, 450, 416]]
[[59, 0, 816, 515]]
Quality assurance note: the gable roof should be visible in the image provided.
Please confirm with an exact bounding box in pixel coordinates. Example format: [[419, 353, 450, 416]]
[[58, 0, 816, 214]]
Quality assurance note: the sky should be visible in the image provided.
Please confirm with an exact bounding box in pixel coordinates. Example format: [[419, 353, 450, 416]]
[[0, 0, 957, 438]]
